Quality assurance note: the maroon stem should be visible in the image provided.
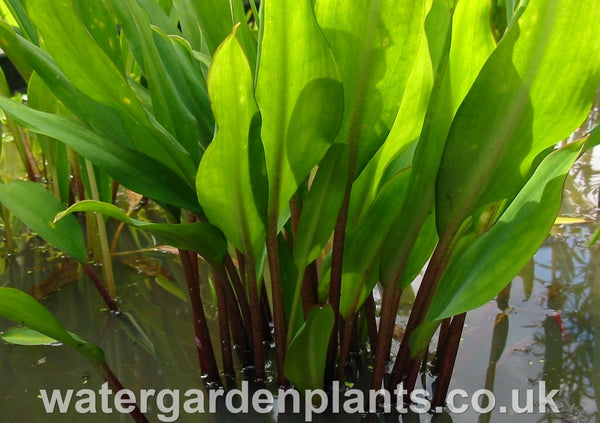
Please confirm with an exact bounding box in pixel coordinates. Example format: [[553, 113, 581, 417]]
[[325, 193, 351, 385], [225, 255, 253, 348], [337, 317, 355, 383], [220, 268, 251, 367], [434, 317, 452, 374], [363, 293, 378, 357], [178, 249, 220, 385], [432, 313, 466, 407], [214, 270, 234, 380], [98, 361, 149, 423], [246, 257, 266, 382], [370, 284, 403, 390], [389, 236, 454, 390], [82, 264, 120, 313], [260, 282, 274, 343], [265, 229, 288, 387]]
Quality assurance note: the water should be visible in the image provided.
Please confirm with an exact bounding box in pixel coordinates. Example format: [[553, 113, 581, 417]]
[[1, 112, 599, 423]]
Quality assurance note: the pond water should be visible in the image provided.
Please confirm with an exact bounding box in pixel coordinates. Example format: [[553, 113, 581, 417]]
[[1, 108, 599, 422]]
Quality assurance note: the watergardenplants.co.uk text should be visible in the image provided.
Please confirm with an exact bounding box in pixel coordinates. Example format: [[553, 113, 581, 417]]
[[38, 381, 560, 422]]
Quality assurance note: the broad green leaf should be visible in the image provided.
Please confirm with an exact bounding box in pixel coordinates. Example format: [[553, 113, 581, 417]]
[[428, 140, 586, 322], [255, 0, 344, 219], [0, 287, 104, 363], [347, 29, 432, 226], [166, 34, 215, 151], [0, 97, 201, 213], [1, 0, 38, 44], [72, 0, 124, 75], [314, 0, 427, 175], [197, 28, 267, 261], [0, 180, 87, 262], [284, 305, 334, 391], [27, 0, 197, 183], [0, 21, 33, 82], [55, 200, 227, 267], [293, 143, 349, 270], [1, 326, 61, 346], [436, 0, 600, 235], [177, 0, 257, 72], [118, 0, 201, 164], [27, 74, 71, 203], [3, 31, 134, 151], [340, 168, 411, 318]]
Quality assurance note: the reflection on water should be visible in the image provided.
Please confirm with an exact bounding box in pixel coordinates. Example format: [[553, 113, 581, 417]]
[[1, 117, 600, 423]]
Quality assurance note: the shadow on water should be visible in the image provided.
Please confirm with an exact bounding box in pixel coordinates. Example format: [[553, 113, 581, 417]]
[[1, 109, 600, 423]]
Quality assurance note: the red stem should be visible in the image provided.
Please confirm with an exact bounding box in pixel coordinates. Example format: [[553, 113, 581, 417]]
[[82, 264, 120, 313], [98, 361, 149, 423], [179, 249, 220, 385]]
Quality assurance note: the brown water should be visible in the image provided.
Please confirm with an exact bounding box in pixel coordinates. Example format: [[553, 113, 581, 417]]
[[0, 109, 599, 422]]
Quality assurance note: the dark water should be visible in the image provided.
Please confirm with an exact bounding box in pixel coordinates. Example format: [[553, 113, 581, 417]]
[[1, 109, 599, 422]]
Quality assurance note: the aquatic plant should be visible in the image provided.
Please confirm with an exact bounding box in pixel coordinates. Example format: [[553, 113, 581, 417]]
[[0, 0, 599, 419]]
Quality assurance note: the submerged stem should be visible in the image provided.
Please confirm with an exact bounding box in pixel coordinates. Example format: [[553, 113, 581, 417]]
[[432, 312, 466, 407], [178, 249, 220, 385], [266, 222, 288, 387], [82, 264, 120, 313], [98, 361, 149, 423], [246, 256, 267, 382], [214, 270, 234, 381]]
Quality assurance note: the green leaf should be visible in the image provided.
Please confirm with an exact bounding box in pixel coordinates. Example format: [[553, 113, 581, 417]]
[[154, 275, 187, 302], [436, 0, 600, 235], [72, 0, 124, 75], [293, 143, 349, 270], [1, 326, 61, 346], [1, 0, 38, 44], [380, 0, 496, 286], [27, 0, 197, 183], [428, 140, 586, 322], [315, 0, 427, 175], [118, 1, 201, 164], [0, 97, 201, 213], [255, 0, 344, 218], [0, 21, 33, 82], [284, 305, 334, 391], [340, 167, 411, 318], [55, 200, 227, 267], [196, 28, 267, 261], [0, 180, 87, 262], [0, 287, 104, 363]]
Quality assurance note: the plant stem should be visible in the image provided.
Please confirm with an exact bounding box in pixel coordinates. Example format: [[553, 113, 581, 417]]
[[245, 256, 267, 382], [98, 361, 149, 423], [325, 192, 351, 385], [265, 224, 288, 387], [225, 255, 253, 352], [432, 313, 466, 407], [434, 317, 452, 371], [337, 317, 355, 384], [364, 293, 378, 356], [370, 284, 403, 390], [8, 120, 40, 182], [82, 264, 120, 313], [260, 282, 274, 343], [220, 267, 251, 367], [214, 270, 234, 380], [84, 159, 117, 298], [388, 234, 455, 390], [1, 205, 14, 255], [178, 249, 220, 385]]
